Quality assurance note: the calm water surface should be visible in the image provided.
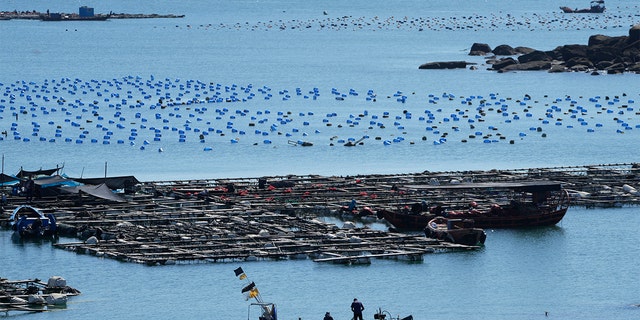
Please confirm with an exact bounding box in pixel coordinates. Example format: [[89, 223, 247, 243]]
[[2, 0, 640, 319], [1, 207, 640, 320]]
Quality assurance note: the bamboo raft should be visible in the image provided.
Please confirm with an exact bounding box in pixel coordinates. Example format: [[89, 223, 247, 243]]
[[2, 162, 640, 265]]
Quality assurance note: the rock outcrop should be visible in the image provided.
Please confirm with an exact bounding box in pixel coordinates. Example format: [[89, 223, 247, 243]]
[[466, 24, 640, 73], [418, 61, 472, 69]]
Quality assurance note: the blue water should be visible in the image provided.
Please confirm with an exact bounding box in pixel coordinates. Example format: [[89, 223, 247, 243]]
[[2, 207, 640, 320], [2, 0, 640, 319]]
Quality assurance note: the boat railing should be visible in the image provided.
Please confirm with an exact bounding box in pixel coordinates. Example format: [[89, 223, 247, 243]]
[[247, 302, 276, 320]]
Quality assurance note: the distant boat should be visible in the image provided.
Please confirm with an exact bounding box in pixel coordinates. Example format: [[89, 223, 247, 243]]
[[425, 216, 486, 246], [560, 0, 605, 13], [10, 205, 57, 239], [377, 181, 570, 231]]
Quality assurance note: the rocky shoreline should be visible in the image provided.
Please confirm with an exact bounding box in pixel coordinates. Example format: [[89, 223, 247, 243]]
[[420, 24, 640, 74]]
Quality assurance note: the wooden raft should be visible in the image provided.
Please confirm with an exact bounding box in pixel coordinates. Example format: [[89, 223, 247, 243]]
[[51, 208, 476, 265], [3, 162, 640, 265]]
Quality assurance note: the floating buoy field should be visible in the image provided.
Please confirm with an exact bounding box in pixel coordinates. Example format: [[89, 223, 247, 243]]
[[0, 76, 638, 154], [166, 9, 640, 33]]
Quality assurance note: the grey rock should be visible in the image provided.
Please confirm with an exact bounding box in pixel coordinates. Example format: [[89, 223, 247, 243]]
[[418, 61, 470, 69], [469, 43, 492, 55]]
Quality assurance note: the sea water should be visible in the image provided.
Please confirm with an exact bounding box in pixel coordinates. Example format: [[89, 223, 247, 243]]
[[1, 0, 640, 319], [2, 207, 640, 320]]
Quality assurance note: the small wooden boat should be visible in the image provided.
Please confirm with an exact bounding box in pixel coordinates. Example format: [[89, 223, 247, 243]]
[[10, 205, 57, 239], [425, 216, 486, 246], [376, 208, 435, 232]]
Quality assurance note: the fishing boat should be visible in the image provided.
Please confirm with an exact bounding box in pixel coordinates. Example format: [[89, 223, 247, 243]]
[[560, 0, 605, 13], [376, 208, 435, 232], [424, 216, 486, 246], [377, 181, 569, 231], [9, 205, 58, 239]]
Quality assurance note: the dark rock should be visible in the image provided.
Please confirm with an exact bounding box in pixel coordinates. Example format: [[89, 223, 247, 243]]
[[595, 60, 613, 69], [558, 44, 588, 61], [502, 61, 552, 71], [565, 57, 594, 68], [587, 45, 621, 64], [517, 50, 552, 63], [589, 35, 626, 48], [570, 65, 591, 72], [606, 63, 626, 74], [492, 44, 516, 56], [628, 63, 640, 73], [469, 43, 492, 55], [418, 61, 470, 69], [514, 46, 535, 55], [545, 49, 562, 61], [484, 57, 500, 65], [622, 45, 640, 62], [548, 65, 567, 73], [458, 25, 640, 73], [629, 24, 640, 43], [490, 57, 518, 70]]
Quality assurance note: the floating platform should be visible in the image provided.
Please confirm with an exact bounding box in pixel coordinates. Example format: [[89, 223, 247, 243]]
[[0, 277, 80, 315], [2, 163, 640, 265]]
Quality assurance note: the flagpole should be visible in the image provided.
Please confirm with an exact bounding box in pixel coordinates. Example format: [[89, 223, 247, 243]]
[[234, 267, 275, 320]]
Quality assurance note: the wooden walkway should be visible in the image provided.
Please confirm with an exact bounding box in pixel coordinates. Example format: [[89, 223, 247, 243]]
[[2, 162, 640, 265]]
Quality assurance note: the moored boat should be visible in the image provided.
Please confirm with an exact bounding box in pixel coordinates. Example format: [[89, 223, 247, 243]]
[[560, 0, 605, 13], [376, 208, 435, 232], [10, 205, 57, 239], [425, 216, 486, 246], [377, 181, 570, 230]]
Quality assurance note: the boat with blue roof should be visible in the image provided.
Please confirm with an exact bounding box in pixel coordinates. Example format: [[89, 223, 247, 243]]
[[9, 205, 57, 239]]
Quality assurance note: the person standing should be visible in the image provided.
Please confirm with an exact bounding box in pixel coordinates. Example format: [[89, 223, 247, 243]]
[[324, 312, 334, 320], [351, 298, 364, 320], [24, 176, 35, 202]]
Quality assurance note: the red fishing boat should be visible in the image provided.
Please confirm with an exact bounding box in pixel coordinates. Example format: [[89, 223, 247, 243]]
[[377, 181, 569, 231]]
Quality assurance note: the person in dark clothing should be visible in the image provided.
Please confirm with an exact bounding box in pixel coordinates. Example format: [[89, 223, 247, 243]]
[[31, 217, 43, 235], [351, 298, 364, 320], [24, 177, 35, 202], [323, 312, 334, 320]]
